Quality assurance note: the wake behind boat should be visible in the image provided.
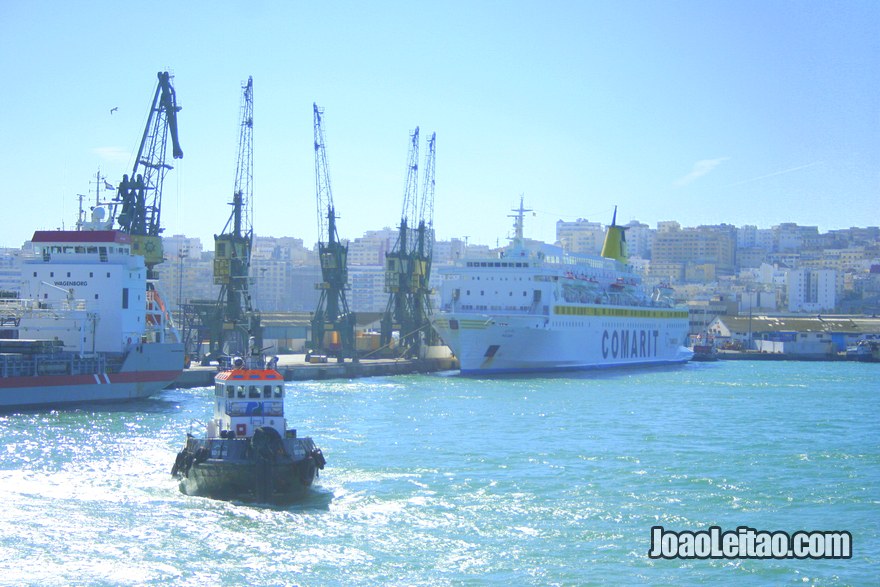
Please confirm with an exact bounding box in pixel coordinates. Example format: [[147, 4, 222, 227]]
[[171, 346, 325, 503], [431, 201, 693, 374]]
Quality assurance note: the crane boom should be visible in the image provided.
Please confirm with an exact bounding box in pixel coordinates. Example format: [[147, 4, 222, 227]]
[[114, 71, 183, 273], [418, 132, 436, 259], [313, 103, 333, 245], [401, 127, 420, 234]]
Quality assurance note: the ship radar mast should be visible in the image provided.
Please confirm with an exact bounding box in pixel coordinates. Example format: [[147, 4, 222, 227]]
[[508, 195, 532, 247]]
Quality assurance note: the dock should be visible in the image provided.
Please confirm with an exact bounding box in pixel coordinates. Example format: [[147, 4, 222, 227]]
[[170, 353, 460, 389], [716, 350, 864, 362]]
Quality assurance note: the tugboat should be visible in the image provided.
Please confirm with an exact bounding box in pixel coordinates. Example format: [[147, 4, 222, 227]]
[[171, 346, 325, 502]]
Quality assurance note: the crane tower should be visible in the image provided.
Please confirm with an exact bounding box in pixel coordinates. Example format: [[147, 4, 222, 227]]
[[210, 76, 260, 358], [309, 104, 357, 362], [381, 127, 419, 352], [381, 129, 437, 358]]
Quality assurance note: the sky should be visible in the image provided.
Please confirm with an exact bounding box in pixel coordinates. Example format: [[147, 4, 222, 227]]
[[1, 1, 878, 250]]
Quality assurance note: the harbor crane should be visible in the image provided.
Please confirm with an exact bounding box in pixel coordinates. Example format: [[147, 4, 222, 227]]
[[308, 104, 357, 363], [180, 78, 261, 362], [380, 127, 419, 353], [209, 76, 260, 358], [380, 129, 437, 358], [112, 71, 183, 278]]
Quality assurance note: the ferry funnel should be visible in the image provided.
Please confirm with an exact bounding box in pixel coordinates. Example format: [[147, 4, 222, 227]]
[[600, 206, 628, 262]]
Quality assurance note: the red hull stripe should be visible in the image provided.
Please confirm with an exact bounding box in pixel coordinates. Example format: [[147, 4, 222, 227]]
[[31, 230, 131, 244], [0, 370, 181, 389]]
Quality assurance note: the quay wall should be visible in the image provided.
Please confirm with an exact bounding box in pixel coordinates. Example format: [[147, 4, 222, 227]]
[[170, 355, 459, 388]]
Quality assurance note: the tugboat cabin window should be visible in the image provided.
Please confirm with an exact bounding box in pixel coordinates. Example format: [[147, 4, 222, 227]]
[[248, 385, 260, 398], [274, 385, 283, 398], [237, 386, 246, 398], [226, 385, 235, 398]]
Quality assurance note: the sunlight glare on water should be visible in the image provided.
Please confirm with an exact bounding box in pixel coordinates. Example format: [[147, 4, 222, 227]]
[[1, 361, 878, 585]]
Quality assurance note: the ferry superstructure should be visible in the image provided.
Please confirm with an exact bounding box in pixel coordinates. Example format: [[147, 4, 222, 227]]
[[431, 202, 692, 374], [0, 224, 184, 408]]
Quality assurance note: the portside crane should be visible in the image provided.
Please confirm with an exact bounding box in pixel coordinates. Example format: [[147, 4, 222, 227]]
[[209, 76, 260, 358], [113, 71, 183, 278], [380, 127, 419, 351], [309, 104, 357, 362], [381, 130, 437, 358]]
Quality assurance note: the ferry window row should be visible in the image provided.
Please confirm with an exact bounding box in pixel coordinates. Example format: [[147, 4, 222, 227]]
[[466, 261, 529, 268], [35, 271, 115, 278], [467, 276, 528, 281], [465, 290, 529, 297], [215, 384, 284, 399], [39, 245, 128, 255]]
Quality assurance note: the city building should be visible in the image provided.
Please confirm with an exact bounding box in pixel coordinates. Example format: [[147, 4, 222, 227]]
[[652, 223, 737, 275], [556, 218, 605, 255], [348, 228, 397, 266], [706, 315, 880, 355], [786, 268, 836, 313], [0, 248, 21, 295]]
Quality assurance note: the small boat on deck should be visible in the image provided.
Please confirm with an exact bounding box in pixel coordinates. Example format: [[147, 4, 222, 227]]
[[171, 349, 325, 503]]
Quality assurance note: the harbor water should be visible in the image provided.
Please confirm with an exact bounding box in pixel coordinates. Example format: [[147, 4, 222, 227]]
[[1, 361, 878, 586]]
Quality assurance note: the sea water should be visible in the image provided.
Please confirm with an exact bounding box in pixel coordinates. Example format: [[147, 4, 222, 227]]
[[0, 361, 877, 586]]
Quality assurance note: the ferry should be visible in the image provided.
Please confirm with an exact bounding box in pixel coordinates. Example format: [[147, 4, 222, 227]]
[[431, 201, 693, 374], [0, 217, 184, 409], [171, 345, 325, 503]]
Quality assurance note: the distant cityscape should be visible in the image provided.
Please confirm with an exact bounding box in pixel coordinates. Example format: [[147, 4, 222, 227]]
[[2, 219, 878, 331]]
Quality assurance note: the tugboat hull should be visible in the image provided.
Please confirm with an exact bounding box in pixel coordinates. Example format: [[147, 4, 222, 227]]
[[172, 432, 325, 503]]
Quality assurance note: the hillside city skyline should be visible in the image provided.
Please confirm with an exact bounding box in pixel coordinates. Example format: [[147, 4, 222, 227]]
[[3, 216, 877, 328]]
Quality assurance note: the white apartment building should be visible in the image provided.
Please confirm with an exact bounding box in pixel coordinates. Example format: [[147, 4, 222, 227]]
[[0, 248, 21, 294], [349, 265, 388, 312], [348, 228, 397, 266], [787, 268, 836, 312], [163, 235, 204, 260], [624, 221, 652, 259], [556, 218, 605, 255]]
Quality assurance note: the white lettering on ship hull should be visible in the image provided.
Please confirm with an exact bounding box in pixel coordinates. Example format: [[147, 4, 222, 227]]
[[602, 329, 659, 359]]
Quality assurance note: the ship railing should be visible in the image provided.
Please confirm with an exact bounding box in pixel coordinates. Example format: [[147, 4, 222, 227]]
[[0, 298, 90, 315], [440, 302, 547, 315], [0, 352, 113, 378], [219, 354, 270, 371]]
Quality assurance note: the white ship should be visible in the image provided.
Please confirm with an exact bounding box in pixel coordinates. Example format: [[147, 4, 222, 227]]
[[0, 220, 184, 409], [431, 201, 692, 374]]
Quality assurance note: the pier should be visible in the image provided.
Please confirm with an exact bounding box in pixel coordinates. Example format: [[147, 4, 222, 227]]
[[170, 353, 459, 388]]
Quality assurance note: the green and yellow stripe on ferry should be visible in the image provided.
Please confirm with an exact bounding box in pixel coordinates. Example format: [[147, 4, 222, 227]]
[[553, 305, 688, 319]]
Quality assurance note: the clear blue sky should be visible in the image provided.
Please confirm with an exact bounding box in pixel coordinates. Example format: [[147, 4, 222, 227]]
[[1, 1, 877, 249]]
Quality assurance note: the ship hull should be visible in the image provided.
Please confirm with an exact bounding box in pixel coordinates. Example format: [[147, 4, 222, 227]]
[[0, 343, 184, 409], [432, 309, 692, 374], [173, 435, 324, 503]]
